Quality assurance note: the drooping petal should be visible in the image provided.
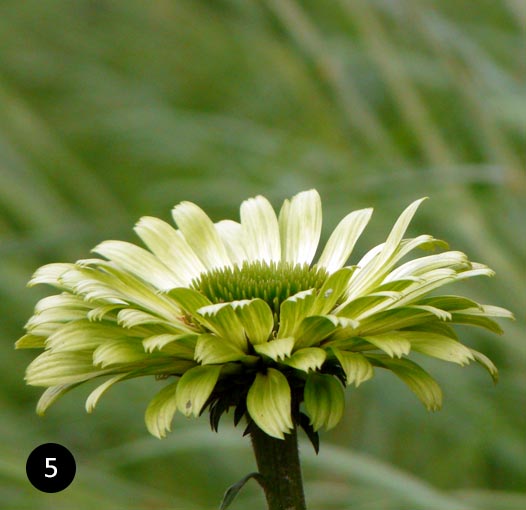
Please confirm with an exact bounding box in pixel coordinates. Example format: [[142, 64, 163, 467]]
[[470, 349, 499, 383], [93, 338, 149, 368], [36, 383, 82, 415], [145, 380, 179, 438], [172, 201, 232, 270], [368, 354, 443, 411], [403, 331, 474, 365], [28, 263, 76, 288], [169, 287, 212, 316], [134, 216, 206, 285], [279, 190, 322, 265], [304, 373, 345, 431], [195, 334, 247, 364], [26, 351, 111, 386], [362, 332, 411, 358], [277, 289, 315, 338], [331, 348, 373, 386], [240, 195, 281, 263], [230, 299, 274, 345], [247, 368, 293, 439], [254, 337, 295, 361], [86, 373, 131, 412], [317, 208, 373, 273], [282, 347, 326, 372], [294, 315, 339, 349], [176, 365, 222, 417], [196, 303, 247, 352]]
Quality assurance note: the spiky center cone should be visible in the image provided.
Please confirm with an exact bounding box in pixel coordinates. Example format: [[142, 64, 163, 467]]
[[192, 261, 328, 316]]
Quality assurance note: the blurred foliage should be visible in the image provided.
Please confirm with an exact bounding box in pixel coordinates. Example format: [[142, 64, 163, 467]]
[[0, 0, 524, 509]]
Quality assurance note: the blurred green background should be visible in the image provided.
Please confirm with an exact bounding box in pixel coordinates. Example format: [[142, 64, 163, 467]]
[[1, 1, 524, 509]]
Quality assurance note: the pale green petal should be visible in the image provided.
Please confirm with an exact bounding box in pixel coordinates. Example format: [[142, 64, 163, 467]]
[[26, 351, 111, 386], [25, 307, 88, 333], [336, 292, 398, 321], [46, 321, 126, 352], [87, 304, 122, 321], [240, 195, 281, 263], [195, 334, 246, 364], [28, 263, 75, 288], [417, 295, 482, 311], [63, 263, 181, 321], [362, 332, 411, 358], [403, 331, 474, 365], [304, 373, 345, 431], [254, 337, 295, 361], [93, 240, 181, 291], [311, 267, 355, 316], [169, 287, 212, 316], [450, 311, 504, 334], [383, 251, 469, 282], [143, 334, 196, 360], [408, 305, 452, 321], [172, 201, 232, 270], [117, 308, 192, 332], [277, 289, 315, 338], [34, 293, 90, 312], [93, 339, 148, 368], [282, 347, 326, 372], [215, 220, 248, 266], [247, 368, 293, 439], [470, 349, 498, 383], [36, 383, 81, 415], [280, 189, 322, 265], [143, 334, 197, 353], [318, 208, 373, 273], [135, 216, 206, 285], [15, 334, 46, 349], [176, 365, 222, 417], [368, 355, 442, 411], [86, 373, 130, 412], [231, 299, 274, 345], [197, 303, 247, 352], [294, 315, 339, 349], [356, 307, 437, 336], [331, 348, 373, 386], [145, 380, 179, 438], [468, 304, 514, 319]]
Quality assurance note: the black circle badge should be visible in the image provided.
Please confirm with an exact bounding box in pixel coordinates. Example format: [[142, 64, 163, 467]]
[[26, 443, 76, 493]]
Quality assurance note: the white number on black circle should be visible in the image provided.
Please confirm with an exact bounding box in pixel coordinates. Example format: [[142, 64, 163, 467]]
[[45, 458, 58, 478]]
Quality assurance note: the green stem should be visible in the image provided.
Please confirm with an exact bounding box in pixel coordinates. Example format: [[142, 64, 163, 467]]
[[250, 424, 307, 510]]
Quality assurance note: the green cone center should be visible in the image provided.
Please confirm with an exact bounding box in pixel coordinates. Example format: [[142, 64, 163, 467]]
[[192, 261, 328, 314]]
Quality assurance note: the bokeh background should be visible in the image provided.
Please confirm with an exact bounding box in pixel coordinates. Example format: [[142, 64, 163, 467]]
[[1, 1, 525, 509]]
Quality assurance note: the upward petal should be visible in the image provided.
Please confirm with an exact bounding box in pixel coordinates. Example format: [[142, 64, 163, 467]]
[[279, 190, 322, 265], [172, 201, 232, 271], [240, 195, 281, 263], [317, 208, 373, 273], [134, 216, 206, 286], [215, 220, 248, 266]]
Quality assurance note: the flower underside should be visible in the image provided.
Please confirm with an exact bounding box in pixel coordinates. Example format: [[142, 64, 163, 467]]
[[16, 190, 513, 443]]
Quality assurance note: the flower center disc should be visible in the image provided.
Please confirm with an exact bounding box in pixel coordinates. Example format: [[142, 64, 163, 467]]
[[192, 261, 328, 314]]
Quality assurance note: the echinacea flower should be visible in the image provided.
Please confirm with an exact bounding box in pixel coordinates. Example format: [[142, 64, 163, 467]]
[[17, 190, 512, 442]]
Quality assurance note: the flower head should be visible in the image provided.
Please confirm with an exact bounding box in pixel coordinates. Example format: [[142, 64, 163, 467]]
[[17, 190, 512, 441]]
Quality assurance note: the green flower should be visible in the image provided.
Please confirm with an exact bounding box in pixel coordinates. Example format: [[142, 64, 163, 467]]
[[17, 190, 512, 441]]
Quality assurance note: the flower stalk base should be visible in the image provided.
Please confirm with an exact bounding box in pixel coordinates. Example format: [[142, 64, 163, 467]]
[[250, 425, 307, 510]]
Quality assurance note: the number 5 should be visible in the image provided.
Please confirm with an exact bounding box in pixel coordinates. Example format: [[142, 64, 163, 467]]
[[45, 457, 57, 478]]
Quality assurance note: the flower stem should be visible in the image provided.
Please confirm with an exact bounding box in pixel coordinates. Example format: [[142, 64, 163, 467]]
[[250, 424, 307, 510]]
